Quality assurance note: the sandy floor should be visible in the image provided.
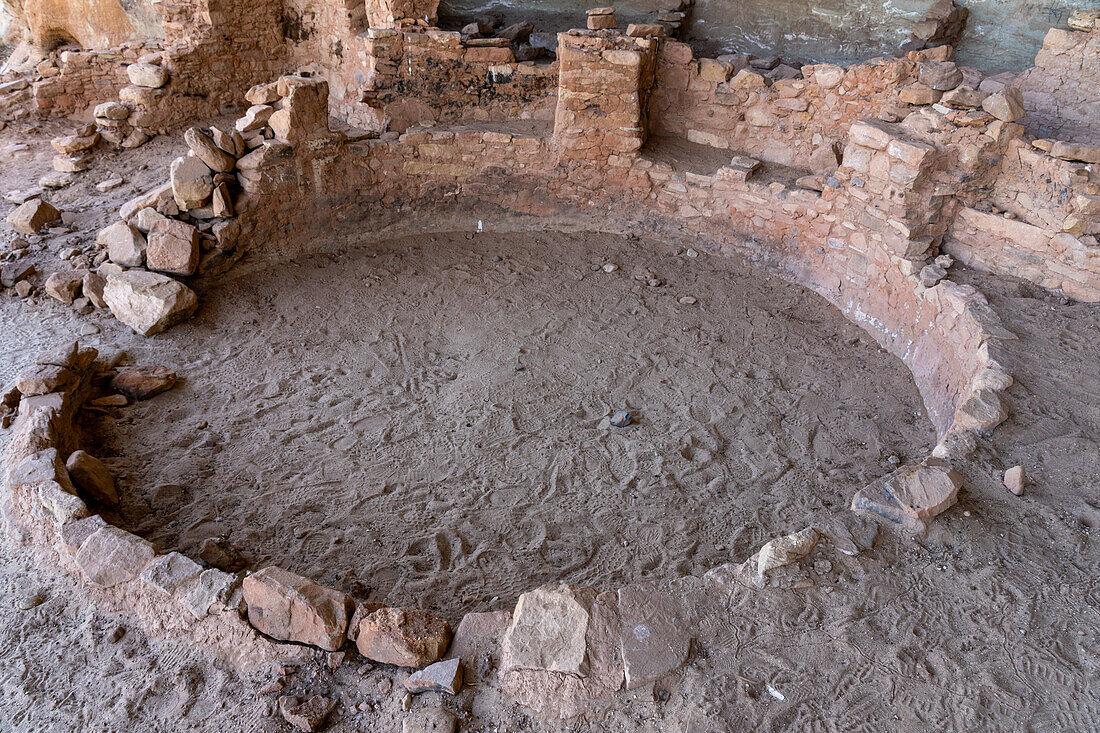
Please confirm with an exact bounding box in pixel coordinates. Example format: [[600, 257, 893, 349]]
[[1, 123, 1099, 731], [82, 229, 931, 617]]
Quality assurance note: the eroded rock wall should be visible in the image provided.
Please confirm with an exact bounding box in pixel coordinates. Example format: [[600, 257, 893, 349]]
[[1, 0, 161, 67]]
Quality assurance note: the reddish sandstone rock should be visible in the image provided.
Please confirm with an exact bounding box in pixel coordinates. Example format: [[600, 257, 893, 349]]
[[16, 363, 76, 396], [45, 271, 84, 304], [852, 459, 961, 531], [110, 365, 177, 399], [355, 607, 452, 667], [6, 199, 60, 235], [146, 219, 200, 276], [65, 450, 119, 506], [184, 127, 236, 173], [243, 567, 353, 651]]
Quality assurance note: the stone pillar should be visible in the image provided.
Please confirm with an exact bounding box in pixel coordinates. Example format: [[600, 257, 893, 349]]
[[553, 31, 658, 160]]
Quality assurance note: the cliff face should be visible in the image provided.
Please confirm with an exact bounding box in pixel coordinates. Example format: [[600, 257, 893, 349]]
[[1, 0, 162, 52], [440, 0, 1081, 73]]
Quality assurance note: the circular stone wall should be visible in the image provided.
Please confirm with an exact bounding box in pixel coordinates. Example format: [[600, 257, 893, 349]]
[[87, 230, 935, 615]]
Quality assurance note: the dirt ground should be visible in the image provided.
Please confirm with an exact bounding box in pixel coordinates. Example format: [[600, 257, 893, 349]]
[[1, 123, 1098, 731]]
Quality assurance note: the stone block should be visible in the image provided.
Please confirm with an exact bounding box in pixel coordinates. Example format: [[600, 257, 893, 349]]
[[75, 526, 156, 587], [7, 199, 60, 234], [243, 566, 353, 651], [355, 607, 452, 666], [104, 270, 198, 337], [146, 219, 200, 276]]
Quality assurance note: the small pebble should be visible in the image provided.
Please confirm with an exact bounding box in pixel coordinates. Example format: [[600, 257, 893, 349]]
[[17, 592, 44, 610], [610, 410, 632, 428], [108, 625, 125, 643], [602, 263, 618, 273], [678, 296, 697, 305]]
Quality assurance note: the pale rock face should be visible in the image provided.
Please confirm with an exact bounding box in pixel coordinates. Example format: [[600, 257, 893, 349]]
[[502, 585, 591, 676], [75, 525, 156, 587], [97, 221, 146, 267], [170, 154, 214, 210], [126, 62, 169, 88], [6, 198, 59, 234], [104, 269, 198, 336]]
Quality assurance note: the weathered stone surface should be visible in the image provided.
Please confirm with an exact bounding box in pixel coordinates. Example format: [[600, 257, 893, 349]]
[[8, 448, 73, 491], [1049, 141, 1100, 164], [83, 272, 108, 309], [355, 607, 452, 667], [502, 585, 590, 675], [16, 363, 76, 396], [94, 102, 130, 120], [38, 480, 89, 523], [104, 270, 198, 336], [403, 657, 463, 694], [981, 87, 1025, 122], [7, 199, 60, 234], [146, 219, 200, 276], [181, 568, 239, 618], [279, 696, 335, 733], [170, 155, 214, 210], [97, 221, 147, 267], [65, 450, 119, 506], [45, 271, 84, 304], [499, 587, 624, 716], [852, 459, 961, 530], [184, 127, 236, 173], [617, 586, 690, 689], [402, 708, 455, 733], [245, 83, 280, 106], [952, 387, 1008, 432], [75, 525, 155, 587], [134, 206, 168, 233], [140, 551, 204, 596], [919, 61, 962, 91], [243, 566, 352, 651], [447, 610, 510, 680], [61, 514, 107, 556], [110, 365, 177, 399], [52, 132, 99, 155], [127, 62, 169, 88]]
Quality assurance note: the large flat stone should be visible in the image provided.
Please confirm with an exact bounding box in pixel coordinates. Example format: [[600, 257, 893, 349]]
[[617, 586, 690, 689], [75, 526, 156, 587], [502, 585, 592, 676], [140, 551, 204, 596]]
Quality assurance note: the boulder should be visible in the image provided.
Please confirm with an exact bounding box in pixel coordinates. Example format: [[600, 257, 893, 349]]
[[919, 61, 962, 91], [245, 83, 280, 106], [503, 585, 591, 675], [1049, 141, 1100, 164], [243, 566, 353, 651], [981, 87, 1025, 122], [97, 221, 147, 267], [7, 199, 60, 234], [110, 365, 177, 399], [127, 63, 169, 89], [134, 206, 168, 233], [82, 272, 107, 309], [94, 102, 130, 120], [236, 104, 275, 133], [75, 526, 155, 587], [851, 459, 961, 530], [65, 450, 119, 505], [170, 155, 214, 210], [146, 219, 200, 276], [45, 271, 84, 304], [52, 132, 99, 155], [354, 607, 452, 667], [104, 270, 198, 336], [184, 127, 236, 173]]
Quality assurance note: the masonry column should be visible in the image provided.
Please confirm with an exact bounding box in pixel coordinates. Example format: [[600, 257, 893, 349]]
[[553, 30, 658, 160]]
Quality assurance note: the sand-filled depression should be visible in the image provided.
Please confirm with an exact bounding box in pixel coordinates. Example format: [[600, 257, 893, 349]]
[[82, 230, 936, 616]]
